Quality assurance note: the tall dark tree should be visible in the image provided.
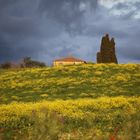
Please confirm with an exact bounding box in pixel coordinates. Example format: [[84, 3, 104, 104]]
[[97, 34, 118, 64]]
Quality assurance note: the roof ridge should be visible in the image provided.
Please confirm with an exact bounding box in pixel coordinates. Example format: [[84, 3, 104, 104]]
[[54, 56, 86, 62]]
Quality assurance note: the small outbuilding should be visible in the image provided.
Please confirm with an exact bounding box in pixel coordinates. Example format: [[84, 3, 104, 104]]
[[53, 56, 86, 66]]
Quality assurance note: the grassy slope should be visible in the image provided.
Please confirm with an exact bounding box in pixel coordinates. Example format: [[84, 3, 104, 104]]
[[0, 64, 140, 139], [0, 64, 140, 104]]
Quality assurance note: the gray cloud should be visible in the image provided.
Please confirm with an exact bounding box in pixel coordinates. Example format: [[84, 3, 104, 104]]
[[0, 0, 140, 64], [39, 0, 98, 33]]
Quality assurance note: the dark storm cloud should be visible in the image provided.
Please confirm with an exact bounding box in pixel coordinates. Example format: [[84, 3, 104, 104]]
[[0, 0, 64, 63], [0, 0, 18, 9], [0, 0, 98, 63], [117, 24, 140, 61], [39, 0, 98, 33], [0, 0, 140, 64]]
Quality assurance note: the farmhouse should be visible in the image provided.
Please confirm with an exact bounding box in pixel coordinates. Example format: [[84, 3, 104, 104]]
[[53, 56, 86, 66]]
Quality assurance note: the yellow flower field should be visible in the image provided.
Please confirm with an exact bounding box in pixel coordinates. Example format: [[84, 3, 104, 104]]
[[0, 64, 140, 139], [0, 97, 140, 139]]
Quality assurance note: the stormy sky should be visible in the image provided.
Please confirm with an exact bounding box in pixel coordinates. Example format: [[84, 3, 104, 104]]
[[0, 0, 140, 65]]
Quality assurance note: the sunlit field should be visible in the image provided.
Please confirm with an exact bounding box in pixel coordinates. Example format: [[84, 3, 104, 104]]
[[0, 64, 140, 139]]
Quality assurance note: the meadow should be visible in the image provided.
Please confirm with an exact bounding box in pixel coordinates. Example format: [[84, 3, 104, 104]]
[[0, 64, 140, 139]]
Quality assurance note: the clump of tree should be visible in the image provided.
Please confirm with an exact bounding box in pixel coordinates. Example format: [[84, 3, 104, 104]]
[[0, 57, 46, 69], [21, 57, 46, 68], [0, 62, 12, 69]]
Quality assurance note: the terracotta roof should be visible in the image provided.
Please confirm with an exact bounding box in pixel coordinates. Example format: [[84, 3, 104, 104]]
[[54, 56, 86, 62]]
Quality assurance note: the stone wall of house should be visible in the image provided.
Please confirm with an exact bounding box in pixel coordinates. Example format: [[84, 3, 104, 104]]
[[97, 34, 118, 64], [53, 61, 85, 66]]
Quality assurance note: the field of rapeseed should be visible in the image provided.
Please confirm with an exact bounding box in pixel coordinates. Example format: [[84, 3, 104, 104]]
[[0, 64, 140, 139], [0, 64, 140, 104]]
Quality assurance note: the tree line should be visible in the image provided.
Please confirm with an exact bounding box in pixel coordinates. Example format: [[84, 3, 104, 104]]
[[0, 57, 46, 69]]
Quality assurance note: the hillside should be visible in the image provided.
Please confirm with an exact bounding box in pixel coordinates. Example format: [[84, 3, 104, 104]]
[[0, 64, 140, 139], [0, 64, 140, 104]]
